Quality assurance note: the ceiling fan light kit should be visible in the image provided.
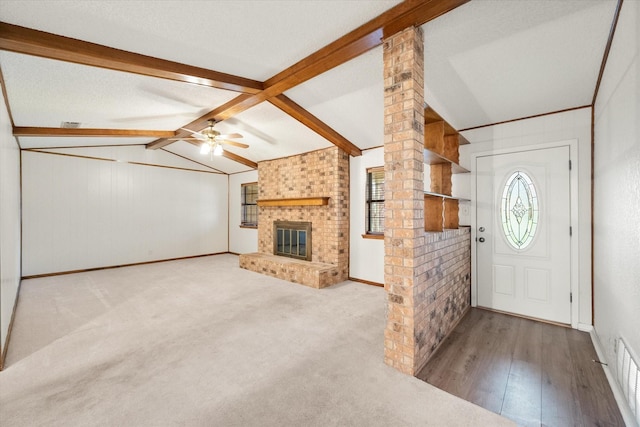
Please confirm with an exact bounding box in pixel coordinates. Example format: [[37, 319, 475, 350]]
[[200, 142, 211, 155], [180, 119, 245, 158]]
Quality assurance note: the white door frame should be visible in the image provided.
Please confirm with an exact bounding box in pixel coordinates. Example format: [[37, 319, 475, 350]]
[[470, 139, 580, 329]]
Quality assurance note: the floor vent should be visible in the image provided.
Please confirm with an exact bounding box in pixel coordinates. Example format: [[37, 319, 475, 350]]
[[616, 337, 640, 425]]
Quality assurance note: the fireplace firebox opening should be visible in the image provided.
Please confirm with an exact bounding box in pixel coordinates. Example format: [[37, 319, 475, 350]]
[[273, 221, 312, 261]]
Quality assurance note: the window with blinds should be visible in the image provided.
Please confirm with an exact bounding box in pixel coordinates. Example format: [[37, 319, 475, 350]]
[[366, 167, 384, 234], [241, 182, 258, 227]]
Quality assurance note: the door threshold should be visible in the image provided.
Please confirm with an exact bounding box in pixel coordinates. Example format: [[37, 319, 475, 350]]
[[476, 306, 571, 328]]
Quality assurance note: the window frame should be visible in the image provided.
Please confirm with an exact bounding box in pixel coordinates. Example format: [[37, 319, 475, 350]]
[[240, 182, 258, 228], [365, 167, 385, 237]]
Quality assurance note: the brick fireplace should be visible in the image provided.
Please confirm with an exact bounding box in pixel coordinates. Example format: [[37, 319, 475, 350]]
[[239, 146, 349, 288]]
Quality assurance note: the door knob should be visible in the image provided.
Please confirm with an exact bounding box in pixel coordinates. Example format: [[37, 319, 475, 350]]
[[478, 237, 485, 243]]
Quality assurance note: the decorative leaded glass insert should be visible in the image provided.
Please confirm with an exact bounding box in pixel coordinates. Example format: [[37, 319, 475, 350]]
[[501, 171, 539, 250]]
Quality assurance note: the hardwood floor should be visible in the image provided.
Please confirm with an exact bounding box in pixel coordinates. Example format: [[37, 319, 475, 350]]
[[416, 308, 625, 427]]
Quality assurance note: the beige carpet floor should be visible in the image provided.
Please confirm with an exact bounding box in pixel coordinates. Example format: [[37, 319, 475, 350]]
[[0, 254, 513, 426]]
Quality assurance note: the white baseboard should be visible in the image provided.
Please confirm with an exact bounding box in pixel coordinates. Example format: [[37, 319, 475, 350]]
[[578, 323, 594, 332], [589, 328, 639, 427]]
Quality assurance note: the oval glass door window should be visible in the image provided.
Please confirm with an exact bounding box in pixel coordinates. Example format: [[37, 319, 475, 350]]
[[500, 171, 539, 250]]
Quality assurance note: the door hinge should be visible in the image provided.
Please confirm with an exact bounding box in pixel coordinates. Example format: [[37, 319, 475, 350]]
[[569, 160, 572, 170], [570, 226, 572, 236], [570, 292, 573, 303]]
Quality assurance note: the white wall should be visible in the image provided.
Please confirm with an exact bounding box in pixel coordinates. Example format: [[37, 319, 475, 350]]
[[349, 147, 384, 284], [0, 94, 21, 357], [22, 148, 228, 276], [593, 0, 640, 395], [228, 170, 258, 254], [460, 107, 593, 328]]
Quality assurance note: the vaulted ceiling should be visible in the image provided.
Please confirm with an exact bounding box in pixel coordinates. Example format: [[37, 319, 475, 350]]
[[0, 0, 618, 174]]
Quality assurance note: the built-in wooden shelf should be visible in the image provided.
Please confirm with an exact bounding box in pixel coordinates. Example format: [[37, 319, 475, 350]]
[[425, 194, 470, 232], [362, 233, 384, 240], [423, 107, 469, 232], [423, 150, 469, 174], [257, 197, 329, 207], [425, 107, 470, 145], [424, 191, 470, 202]]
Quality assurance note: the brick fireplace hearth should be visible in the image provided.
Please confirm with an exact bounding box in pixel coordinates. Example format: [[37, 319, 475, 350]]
[[239, 146, 349, 288]]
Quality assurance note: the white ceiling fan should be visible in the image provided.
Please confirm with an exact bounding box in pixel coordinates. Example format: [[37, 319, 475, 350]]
[[175, 119, 248, 157]]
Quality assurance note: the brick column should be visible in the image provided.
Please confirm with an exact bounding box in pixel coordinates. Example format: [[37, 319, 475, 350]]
[[383, 26, 425, 375]]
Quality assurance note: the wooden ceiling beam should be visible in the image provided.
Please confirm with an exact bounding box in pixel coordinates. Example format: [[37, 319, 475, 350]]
[[5, 1, 470, 168], [0, 22, 264, 94], [221, 149, 257, 169], [149, 0, 470, 154], [13, 126, 176, 138], [381, 0, 470, 39], [269, 95, 362, 157]]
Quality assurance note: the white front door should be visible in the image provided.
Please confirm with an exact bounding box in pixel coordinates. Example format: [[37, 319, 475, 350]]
[[476, 146, 571, 324]]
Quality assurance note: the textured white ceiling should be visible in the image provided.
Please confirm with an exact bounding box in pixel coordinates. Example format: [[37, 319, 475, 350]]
[[0, 51, 237, 129], [422, 0, 618, 130], [0, 0, 620, 173], [0, 0, 401, 81], [212, 102, 334, 162], [285, 46, 384, 150]]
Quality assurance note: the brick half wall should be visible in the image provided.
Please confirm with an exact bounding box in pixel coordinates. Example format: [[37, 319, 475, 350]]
[[414, 228, 471, 372]]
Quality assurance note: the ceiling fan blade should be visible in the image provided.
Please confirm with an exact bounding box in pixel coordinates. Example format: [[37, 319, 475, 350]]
[[217, 133, 243, 139], [219, 139, 249, 149], [168, 137, 207, 141]]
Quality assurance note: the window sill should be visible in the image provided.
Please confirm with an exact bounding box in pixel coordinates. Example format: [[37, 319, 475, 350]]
[[362, 233, 384, 240], [240, 225, 258, 229]]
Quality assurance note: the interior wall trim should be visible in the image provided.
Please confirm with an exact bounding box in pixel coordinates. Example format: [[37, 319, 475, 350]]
[[591, 106, 596, 326], [592, 0, 624, 106], [22, 148, 223, 174], [590, 0, 623, 326], [0, 64, 22, 372], [348, 277, 384, 287], [159, 148, 225, 174], [0, 64, 20, 149], [361, 145, 384, 152], [20, 252, 231, 280], [577, 323, 594, 332], [19, 143, 144, 150], [227, 175, 231, 252], [228, 170, 256, 176], [0, 280, 22, 371], [458, 105, 591, 133]]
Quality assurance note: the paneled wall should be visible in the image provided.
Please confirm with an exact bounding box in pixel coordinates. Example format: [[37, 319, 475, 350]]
[[0, 93, 21, 362], [229, 170, 258, 254], [21, 149, 228, 276], [593, 0, 640, 421]]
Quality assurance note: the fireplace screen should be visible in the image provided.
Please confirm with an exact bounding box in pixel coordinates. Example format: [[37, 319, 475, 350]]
[[273, 221, 312, 261]]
